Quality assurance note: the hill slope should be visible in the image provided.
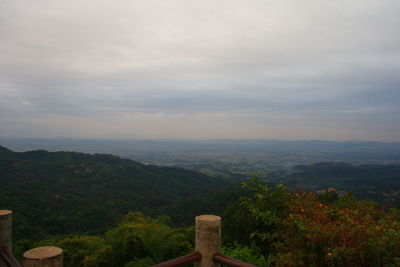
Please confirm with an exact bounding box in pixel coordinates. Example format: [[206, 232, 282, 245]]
[[287, 162, 400, 202], [0, 146, 228, 240]]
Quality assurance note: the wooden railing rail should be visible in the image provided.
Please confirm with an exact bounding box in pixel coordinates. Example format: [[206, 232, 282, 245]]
[[153, 251, 257, 267], [0, 244, 23, 267], [213, 253, 256, 267], [152, 252, 202, 267]]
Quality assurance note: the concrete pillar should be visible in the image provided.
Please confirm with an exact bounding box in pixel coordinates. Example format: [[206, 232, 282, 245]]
[[0, 210, 12, 250], [23, 246, 63, 267], [195, 215, 221, 267]]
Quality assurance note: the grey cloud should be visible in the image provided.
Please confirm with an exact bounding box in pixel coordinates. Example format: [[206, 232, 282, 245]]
[[0, 0, 399, 140]]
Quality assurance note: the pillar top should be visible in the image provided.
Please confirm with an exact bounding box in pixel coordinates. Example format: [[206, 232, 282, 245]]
[[0, 210, 12, 216], [23, 246, 62, 260], [196, 215, 221, 222]]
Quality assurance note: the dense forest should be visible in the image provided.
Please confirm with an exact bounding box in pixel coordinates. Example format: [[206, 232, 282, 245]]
[[284, 162, 400, 203], [0, 146, 236, 241], [1, 146, 400, 266]]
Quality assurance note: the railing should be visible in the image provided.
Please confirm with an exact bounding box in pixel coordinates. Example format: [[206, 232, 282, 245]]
[[153, 215, 256, 267], [0, 210, 63, 267], [213, 253, 256, 267], [1, 210, 255, 267], [153, 252, 256, 267], [152, 252, 202, 267], [0, 244, 23, 267]]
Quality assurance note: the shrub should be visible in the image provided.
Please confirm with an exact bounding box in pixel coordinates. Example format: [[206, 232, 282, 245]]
[[225, 179, 400, 266]]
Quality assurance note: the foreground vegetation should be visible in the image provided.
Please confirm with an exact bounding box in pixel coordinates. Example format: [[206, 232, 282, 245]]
[[20, 179, 399, 267], [225, 179, 400, 266]]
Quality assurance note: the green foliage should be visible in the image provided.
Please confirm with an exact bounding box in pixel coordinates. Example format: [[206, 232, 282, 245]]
[[224, 177, 290, 253], [124, 258, 155, 267], [221, 244, 272, 267], [39, 212, 192, 267], [225, 179, 400, 266], [41, 236, 107, 267]]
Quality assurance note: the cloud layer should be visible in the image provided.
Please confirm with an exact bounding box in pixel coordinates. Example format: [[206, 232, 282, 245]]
[[1, 0, 399, 140]]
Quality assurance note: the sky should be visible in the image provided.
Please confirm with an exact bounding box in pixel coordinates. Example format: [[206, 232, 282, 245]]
[[1, 0, 399, 141]]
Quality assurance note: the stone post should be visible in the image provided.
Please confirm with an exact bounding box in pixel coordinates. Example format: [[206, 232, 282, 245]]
[[0, 210, 12, 250], [23, 246, 63, 267], [195, 215, 221, 267]]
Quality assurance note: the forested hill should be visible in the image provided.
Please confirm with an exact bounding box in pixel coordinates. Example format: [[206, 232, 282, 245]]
[[287, 162, 400, 202], [0, 145, 229, 240]]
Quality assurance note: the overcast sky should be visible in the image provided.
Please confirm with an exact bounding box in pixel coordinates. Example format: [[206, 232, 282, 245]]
[[1, 0, 399, 141]]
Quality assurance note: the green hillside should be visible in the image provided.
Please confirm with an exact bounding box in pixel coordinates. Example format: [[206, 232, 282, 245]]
[[286, 162, 400, 202], [0, 146, 229, 241]]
